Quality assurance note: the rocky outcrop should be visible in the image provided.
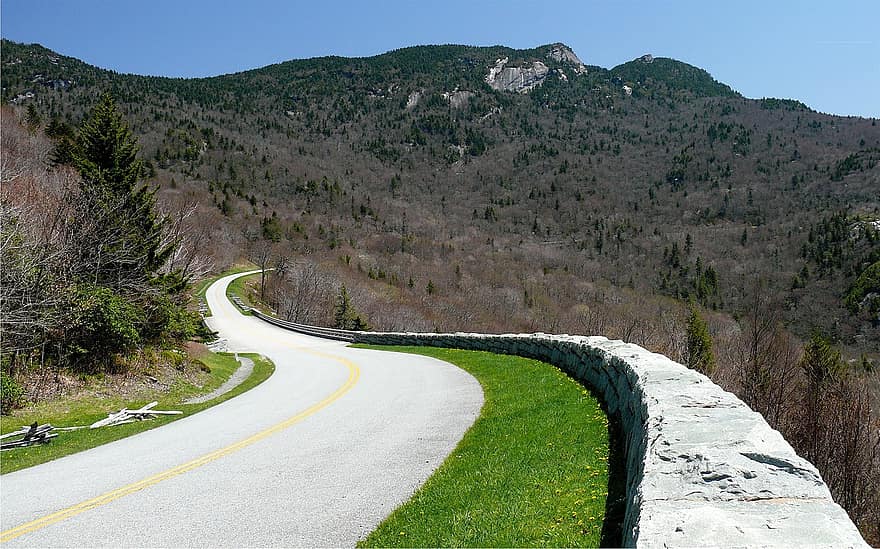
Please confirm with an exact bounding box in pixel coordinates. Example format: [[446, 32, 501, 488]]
[[441, 89, 474, 108], [405, 91, 421, 110], [547, 43, 587, 74], [247, 308, 869, 548], [485, 44, 587, 93], [485, 57, 550, 93]]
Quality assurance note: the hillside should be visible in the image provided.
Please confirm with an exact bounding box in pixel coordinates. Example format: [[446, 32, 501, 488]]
[[3, 39, 877, 355], [2, 41, 880, 352]]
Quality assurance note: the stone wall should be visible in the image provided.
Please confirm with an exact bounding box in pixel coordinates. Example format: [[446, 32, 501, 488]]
[[250, 311, 868, 547]]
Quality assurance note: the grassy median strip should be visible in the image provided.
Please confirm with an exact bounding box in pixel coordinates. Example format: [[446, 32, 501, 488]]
[[0, 352, 274, 474], [355, 346, 610, 548]]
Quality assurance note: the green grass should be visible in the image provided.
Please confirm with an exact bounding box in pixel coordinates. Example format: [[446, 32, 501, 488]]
[[355, 346, 610, 548], [0, 352, 274, 474], [226, 271, 276, 317]]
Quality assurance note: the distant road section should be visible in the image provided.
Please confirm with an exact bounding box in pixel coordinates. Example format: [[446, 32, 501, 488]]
[[0, 271, 483, 547]]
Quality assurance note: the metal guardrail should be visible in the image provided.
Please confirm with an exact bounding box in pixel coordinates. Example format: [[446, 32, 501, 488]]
[[230, 296, 250, 312], [249, 309, 357, 342]]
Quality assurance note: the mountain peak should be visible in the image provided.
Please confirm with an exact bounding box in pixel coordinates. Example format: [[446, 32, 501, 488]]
[[611, 55, 739, 98], [545, 43, 587, 74]]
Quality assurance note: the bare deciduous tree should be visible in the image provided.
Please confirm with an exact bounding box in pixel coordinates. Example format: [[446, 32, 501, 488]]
[[269, 261, 333, 324], [159, 202, 214, 283], [734, 280, 801, 429]]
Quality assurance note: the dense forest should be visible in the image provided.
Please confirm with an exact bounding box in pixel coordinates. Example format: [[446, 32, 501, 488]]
[[1, 39, 878, 541]]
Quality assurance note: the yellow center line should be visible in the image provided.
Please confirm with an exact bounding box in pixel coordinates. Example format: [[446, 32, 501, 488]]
[[1, 282, 360, 544]]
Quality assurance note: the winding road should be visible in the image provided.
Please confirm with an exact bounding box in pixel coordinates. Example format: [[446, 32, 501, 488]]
[[0, 271, 483, 547]]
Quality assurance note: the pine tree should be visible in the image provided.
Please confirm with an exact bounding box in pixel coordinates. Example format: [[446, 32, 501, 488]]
[[46, 116, 77, 164], [25, 103, 42, 134], [70, 93, 172, 288], [685, 306, 716, 375], [801, 333, 844, 396], [333, 285, 369, 331], [73, 93, 143, 197], [799, 333, 846, 462], [334, 285, 353, 329]]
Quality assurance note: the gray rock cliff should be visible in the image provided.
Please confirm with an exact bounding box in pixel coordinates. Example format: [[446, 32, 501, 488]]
[[485, 57, 550, 93], [485, 44, 587, 93]]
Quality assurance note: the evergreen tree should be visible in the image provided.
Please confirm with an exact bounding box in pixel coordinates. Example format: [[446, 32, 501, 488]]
[[798, 332, 846, 463], [801, 333, 844, 396], [70, 93, 172, 288], [46, 116, 77, 164], [73, 93, 143, 197], [334, 285, 353, 329], [685, 306, 716, 375], [333, 285, 369, 331], [24, 103, 42, 134]]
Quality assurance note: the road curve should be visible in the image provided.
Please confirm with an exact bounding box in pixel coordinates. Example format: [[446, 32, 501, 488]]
[[0, 271, 483, 547]]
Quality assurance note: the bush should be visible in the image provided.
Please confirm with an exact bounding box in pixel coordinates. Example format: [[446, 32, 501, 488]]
[[142, 292, 212, 341], [1, 371, 27, 414], [64, 284, 144, 368]]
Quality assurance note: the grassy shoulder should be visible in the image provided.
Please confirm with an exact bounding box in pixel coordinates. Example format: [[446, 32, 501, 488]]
[[226, 271, 276, 317], [354, 346, 610, 548], [0, 351, 274, 474]]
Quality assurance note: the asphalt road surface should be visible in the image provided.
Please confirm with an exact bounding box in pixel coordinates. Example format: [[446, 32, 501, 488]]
[[0, 271, 483, 547]]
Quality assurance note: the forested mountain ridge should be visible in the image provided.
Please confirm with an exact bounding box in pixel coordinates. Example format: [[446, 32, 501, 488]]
[[3, 38, 876, 350]]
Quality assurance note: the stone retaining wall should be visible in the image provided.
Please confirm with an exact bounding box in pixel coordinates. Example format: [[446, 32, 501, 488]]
[[251, 311, 867, 547]]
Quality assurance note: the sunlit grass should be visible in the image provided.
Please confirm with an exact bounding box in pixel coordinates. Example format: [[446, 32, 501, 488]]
[[355, 346, 610, 547], [224, 271, 279, 317], [0, 352, 273, 474]]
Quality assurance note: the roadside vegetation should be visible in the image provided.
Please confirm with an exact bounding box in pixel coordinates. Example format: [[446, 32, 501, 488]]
[[0, 351, 273, 474], [355, 346, 611, 548], [226, 271, 266, 316], [1, 94, 215, 416]]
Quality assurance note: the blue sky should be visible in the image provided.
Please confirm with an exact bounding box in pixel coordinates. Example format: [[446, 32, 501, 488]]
[[2, 0, 878, 117]]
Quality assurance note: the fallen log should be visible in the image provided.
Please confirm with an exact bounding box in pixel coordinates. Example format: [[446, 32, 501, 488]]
[[90, 402, 182, 429]]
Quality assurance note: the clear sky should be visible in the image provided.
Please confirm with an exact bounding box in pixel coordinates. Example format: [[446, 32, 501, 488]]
[[2, 0, 878, 117]]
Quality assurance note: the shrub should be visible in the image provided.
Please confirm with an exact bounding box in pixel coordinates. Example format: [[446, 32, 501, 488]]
[[143, 292, 212, 341], [64, 284, 143, 368], [685, 306, 716, 375], [1, 371, 27, 414]]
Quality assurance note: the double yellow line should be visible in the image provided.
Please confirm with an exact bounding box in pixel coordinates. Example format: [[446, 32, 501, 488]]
[[2, 305, 361, 543]]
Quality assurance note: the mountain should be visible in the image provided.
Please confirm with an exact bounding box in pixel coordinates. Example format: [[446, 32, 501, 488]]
[[2, 39, 878, 357], [610, 54, 738, 98]]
